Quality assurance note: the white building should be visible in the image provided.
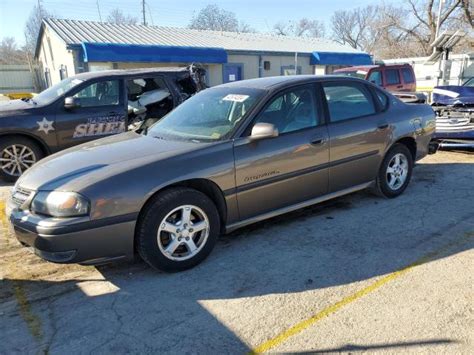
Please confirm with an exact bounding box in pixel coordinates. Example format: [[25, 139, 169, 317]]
[[384, 53, 474, 91], [35, 18, 372, 88]]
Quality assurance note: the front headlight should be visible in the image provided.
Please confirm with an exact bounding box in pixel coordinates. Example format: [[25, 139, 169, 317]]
[[31, 191, 90, 217]]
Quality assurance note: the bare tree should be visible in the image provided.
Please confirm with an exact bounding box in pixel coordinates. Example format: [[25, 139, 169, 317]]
[[0, 37, 28, 64], [189, 4, 254, 32], [106, 8, 138, 25], [24, 5, 54, 57], [383, 0, 473, 56], [331, 1, 473, 59], [274, 18, 325, 38], [331, 6, 378, 49]]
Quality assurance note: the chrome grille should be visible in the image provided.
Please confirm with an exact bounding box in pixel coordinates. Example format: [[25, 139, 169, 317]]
[[11, 186, 33, 208]]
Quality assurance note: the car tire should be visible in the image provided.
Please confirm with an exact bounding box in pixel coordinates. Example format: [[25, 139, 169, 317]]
[[373, 143, 413, 198], [0, 136, 44, 182], [136, 187, 221, 272]]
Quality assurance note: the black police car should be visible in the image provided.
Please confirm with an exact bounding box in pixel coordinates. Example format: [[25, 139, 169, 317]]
[[0, 66, 206, 181]]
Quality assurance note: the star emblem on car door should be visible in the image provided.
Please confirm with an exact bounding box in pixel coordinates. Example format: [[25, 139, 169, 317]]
[[37, 117, 55, 134]]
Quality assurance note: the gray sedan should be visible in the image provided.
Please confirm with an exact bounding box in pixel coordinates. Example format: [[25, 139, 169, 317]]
[[7, 76, 436, 272]]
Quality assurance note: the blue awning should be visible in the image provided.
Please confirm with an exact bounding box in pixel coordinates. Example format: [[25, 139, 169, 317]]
[[81, 42, 228, 64], [310, 52, 372, 65]]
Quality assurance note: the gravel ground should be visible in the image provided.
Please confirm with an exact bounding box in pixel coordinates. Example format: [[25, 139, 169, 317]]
[[0, 150, 473, 354]]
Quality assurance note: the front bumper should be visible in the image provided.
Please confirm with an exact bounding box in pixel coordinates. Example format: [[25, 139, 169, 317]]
[[7, 201, 137, 265]]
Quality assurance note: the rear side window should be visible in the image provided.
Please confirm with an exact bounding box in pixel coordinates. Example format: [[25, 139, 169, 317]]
[[323, 83, 376, 122], [401, 68, 415, 83], [375, 89, 389, 109], [385, 69, 400, 85]]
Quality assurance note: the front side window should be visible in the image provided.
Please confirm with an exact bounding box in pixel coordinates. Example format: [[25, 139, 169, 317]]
[[253, 86, 319, 134], [73, 80, 120, 107], [385, 69, 401, 85], [148, 87, 264, 141], [368, 70, 382, 86], [323, 82, 376, 122], [401, 68, 415, 83]]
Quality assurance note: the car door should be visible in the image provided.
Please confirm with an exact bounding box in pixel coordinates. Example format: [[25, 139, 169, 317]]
[[233, 84, 329, 220], [55, 78, 126, 149], [322, 81, 391, 192]]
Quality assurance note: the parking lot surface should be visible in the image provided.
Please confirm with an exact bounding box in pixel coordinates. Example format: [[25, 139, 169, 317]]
[[0, 150, 473, 354]]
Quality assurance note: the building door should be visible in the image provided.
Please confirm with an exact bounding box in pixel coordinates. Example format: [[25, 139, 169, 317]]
[[223, 64, 243, 83]]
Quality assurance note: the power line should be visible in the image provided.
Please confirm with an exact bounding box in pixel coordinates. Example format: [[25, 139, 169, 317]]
[[96, 0, 102, 21], [146, 2, 154, 26]]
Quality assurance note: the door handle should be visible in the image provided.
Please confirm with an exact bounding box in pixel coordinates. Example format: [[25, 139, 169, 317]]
[[377, 123, 389, 130], [310, 137, 326, 145]]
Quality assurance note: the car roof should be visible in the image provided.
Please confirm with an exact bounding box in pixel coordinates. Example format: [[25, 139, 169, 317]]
[[70, 67, 190, 80], [216, 75, 368, 91], [334, 63, 412, 72]]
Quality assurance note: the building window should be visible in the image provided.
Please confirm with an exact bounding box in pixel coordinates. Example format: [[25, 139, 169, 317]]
[[59, 65, 68, 80], [44, 68, 52, 88], [325, 65, 346, 74]]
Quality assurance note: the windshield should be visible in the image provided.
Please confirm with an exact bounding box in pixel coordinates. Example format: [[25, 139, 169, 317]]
[[148, 87, 265, 141], [334, 70, 367, 79], [463, 78, 474, 87], [34, 77, 84, 105]]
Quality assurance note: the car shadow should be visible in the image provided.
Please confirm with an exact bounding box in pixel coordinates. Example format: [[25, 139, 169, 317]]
[[1, 161, 473, 353]]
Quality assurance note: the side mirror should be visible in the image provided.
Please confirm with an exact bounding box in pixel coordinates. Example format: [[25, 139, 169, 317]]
[[250, 123, 278, 140], [64, 96, 79, 109]]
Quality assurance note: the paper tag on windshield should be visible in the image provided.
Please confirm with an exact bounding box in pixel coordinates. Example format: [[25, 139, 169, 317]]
[[223, 94, 249, 103], [72, 79, 83, 85]]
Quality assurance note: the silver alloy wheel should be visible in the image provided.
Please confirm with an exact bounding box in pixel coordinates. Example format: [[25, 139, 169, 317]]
[[0, 144, 37, 177], [157, 204, 210, 261], [386, 153, 409, 190]]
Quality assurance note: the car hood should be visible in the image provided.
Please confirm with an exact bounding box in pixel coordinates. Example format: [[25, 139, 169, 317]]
[[18, 131, 209, 191], [432, 85, 474, 105], [0, 99, 37, 117]]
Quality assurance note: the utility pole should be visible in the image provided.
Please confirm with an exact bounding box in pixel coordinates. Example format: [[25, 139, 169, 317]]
[[142, 0, 147, 26], [37, 0, 44, 18], [294, 52, 298, 75]]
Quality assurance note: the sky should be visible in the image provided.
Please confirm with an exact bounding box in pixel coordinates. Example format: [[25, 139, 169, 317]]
[[1, 0, 382, 45]]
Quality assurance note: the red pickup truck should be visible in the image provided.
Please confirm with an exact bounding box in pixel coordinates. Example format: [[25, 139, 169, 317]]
[[333, 64, 416, 92]]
